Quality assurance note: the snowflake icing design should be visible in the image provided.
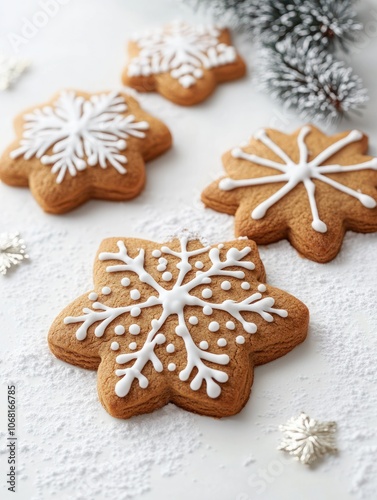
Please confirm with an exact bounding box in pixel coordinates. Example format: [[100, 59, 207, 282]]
[[63, 237, 288, 399], [128, 21, 237, 88], [220, 126, 377, 233], [10, 91, 149, 184], [0, 232, 28, 275], [278, 413, 338, 465]]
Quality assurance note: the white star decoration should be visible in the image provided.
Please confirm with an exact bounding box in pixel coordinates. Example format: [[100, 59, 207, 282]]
[[0, 233, 29, 275], [278, 413, 338, 465], [220, 126, 377, 233]]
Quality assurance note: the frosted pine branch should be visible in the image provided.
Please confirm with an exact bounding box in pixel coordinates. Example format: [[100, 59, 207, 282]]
[[180, 0, 362, 51], [257, 40, 368, 123]]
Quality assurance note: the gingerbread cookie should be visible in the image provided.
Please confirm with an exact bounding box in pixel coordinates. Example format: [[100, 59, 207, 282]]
[[202, 125, 377, 263], [48, 236, 308, 419], [122, 21, 246, 106], [0, 90, 172, 214]]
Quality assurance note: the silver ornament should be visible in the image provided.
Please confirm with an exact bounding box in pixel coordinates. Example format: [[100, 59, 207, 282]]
[[0, 232, 29, 275], [278, 412, 337, 465]]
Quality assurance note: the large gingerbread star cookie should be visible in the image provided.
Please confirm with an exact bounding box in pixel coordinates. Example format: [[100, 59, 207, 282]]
[[48, 236, 308, 419], [122, 21, 246, 106], [0, 90, 172, 213], [202, 125, 377, 263]]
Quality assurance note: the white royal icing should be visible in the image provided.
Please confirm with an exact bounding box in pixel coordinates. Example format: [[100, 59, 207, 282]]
[[111, 341, 120, 351], [128, 21, 237, 89], [114, 325, 125, 336], [166, 343, 175, 353], [10, 91, 149, 184], [208, 321, 220, 332], [220, 126, 377, 233], [64, 238, 287, 400], [129, 324, 140, 335]]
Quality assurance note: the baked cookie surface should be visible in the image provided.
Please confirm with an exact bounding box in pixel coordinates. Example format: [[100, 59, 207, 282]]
[[202, 125, 377, 263], [0, 90, 172, 213], [122, 21, 246, 105], [48, 236, 308, 419]]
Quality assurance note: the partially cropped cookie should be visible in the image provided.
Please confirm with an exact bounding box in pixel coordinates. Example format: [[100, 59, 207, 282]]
[[48, 236, 308, 419], [0, 90, 172, 214], [122, 21, 246, 106], [202, 125, 377, 263]]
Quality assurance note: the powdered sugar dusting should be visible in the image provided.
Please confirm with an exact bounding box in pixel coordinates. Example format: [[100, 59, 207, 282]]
[[0, 224, 201, 499], [0, 206, 376, 499]]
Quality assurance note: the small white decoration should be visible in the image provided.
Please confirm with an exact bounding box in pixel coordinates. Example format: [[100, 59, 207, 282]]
[[10, 91, 149, 184], [278, 412, 337, 465], [128, 21, 237, 88], [0, 232, 29, 275], [0, 53, 29, 90]]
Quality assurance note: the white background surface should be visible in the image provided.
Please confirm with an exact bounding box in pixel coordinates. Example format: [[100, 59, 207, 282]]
[[0, 1, 376, 499]]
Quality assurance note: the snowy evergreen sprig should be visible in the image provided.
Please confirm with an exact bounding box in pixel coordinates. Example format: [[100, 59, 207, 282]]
[[257, 40, 368, 123], [256, 0, 362, 51], [182, 0, 362, 51], [180, 0, 367, 121]]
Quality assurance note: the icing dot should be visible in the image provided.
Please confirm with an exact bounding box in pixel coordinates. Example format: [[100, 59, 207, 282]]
[[162, 272, 173, 281], [202, 288, 212, 299], [152, 249, 161, 258], [159, 257, 167, 264], [155, 333, 166, 344], [129, 342, 137, 350], [199, 341, 209, 350], [217, 338, 227, 347], [88, 292, 98, 301], [208, 321, 220, 332], [157, 264, 167, 272], [203, 306, 213, 316], [166, 343, 175, 353], [114, 325, 125, 335], [121, 277, 130, 287], [130, 289, 141, 300], [130, 307, 141, 317], [241, 282, 251, 290], [111, 341, 119, 351], [102, 286, 111, 295], [218, 244, 224, 249], [258, 284, 267, 292], [221, 281, 231, 291], [195, 261, 204, 269], [236, 336, 245, 344], [226, 321, 235, 330], [129, 324, 140, 335], [168, 363, 176, 372], [189, 316, 198, 325]]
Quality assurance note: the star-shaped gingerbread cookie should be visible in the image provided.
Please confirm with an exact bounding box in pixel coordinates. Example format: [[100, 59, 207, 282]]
[[122, 21, 246, 106], [48, 236, 308, 419], [202, 125, 377, 263], [0, 90, 172, 214]]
